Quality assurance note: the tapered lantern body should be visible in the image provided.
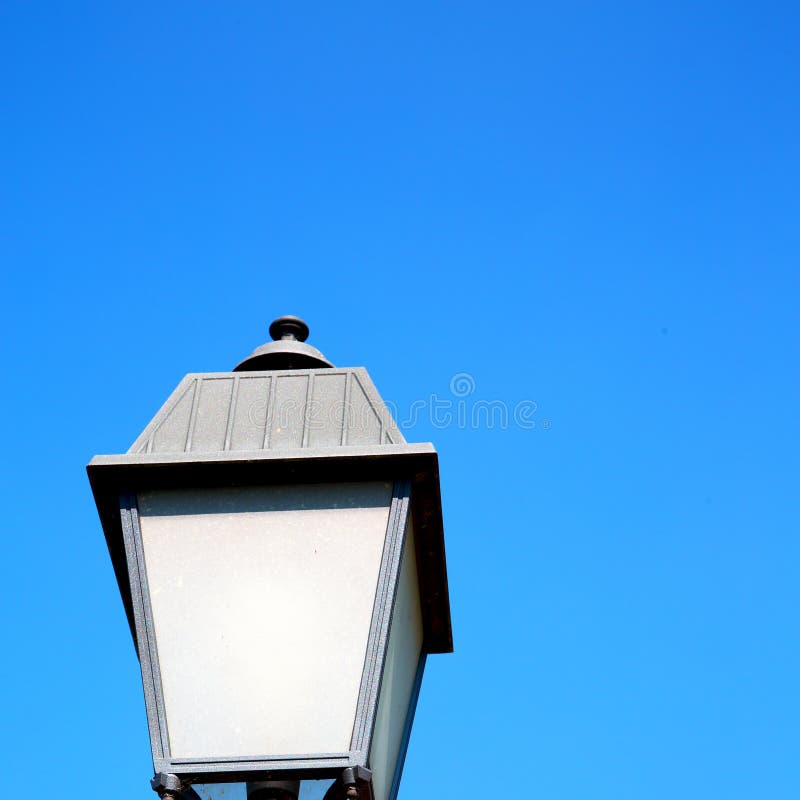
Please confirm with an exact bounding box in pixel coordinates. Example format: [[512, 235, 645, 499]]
[[88, 320, 451, 800]]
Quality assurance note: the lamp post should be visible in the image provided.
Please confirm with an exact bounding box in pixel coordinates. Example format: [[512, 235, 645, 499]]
[[87, 317, 452, 800]]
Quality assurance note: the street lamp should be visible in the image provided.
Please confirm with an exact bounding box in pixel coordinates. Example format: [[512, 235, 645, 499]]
[[87, 317, 452, 800]]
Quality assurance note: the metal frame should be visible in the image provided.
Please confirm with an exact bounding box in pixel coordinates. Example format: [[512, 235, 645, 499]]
[[88, 445, 452, 656], [387, 652, 427, 800], [350, 482, 411, 764], [114, 474, 423, 785]]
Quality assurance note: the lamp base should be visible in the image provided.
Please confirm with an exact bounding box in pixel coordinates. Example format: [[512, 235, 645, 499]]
[[246, 781, 301, 800]]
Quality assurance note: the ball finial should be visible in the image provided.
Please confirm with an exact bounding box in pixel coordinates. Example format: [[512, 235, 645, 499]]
[[233, 315, 332, 371], [269, 316, 310, 343]]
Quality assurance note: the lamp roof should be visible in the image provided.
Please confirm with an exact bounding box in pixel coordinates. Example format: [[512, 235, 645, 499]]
[[129, 367, 404, 456]]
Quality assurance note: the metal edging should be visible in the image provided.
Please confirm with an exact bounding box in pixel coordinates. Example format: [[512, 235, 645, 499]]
[[168, 752, 350, 765], [387, 651, 427, 800], [120, 494, 170, 764], [349, 480, 412, 761], [162, 753, 353, 779]]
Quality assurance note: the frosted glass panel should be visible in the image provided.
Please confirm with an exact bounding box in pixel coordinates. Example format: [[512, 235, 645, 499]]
[[137, 482, 393, 759], [370, 519, 424, 800]]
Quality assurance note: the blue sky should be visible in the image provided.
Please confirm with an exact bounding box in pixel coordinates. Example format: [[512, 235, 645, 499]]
[[1, 2, 799, 798]]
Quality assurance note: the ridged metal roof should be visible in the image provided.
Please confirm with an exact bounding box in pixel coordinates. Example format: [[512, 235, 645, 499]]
[[129, 367, 405, 455]]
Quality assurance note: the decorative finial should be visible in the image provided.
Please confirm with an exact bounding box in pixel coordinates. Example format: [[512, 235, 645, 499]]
[[233, 315, 333, 371], [269, 315, 310, 343]]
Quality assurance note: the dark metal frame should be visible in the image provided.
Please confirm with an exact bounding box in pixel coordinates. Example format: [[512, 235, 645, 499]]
[[89, 446, 450, 788]]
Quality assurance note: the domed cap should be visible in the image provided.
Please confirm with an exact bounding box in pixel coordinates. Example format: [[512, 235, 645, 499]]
[[233, 315, 334, 371]]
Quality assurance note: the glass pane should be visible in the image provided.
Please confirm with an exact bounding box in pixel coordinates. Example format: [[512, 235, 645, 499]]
[[137, 482, 393, 759], [369, 518, 424, 800]]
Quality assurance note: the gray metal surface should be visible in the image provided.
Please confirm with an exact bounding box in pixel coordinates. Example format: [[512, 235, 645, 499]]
[[121, 496, 168, 762], [350, 483, 411, 762], [128, 369, 404, 455]]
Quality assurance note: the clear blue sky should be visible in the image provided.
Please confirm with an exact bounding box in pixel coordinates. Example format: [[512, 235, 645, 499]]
[[1, 2, 799, 798]]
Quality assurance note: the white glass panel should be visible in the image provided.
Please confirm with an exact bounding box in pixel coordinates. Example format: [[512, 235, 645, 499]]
[[137, 482, 393, 759], [369, 518, 424, 800]]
